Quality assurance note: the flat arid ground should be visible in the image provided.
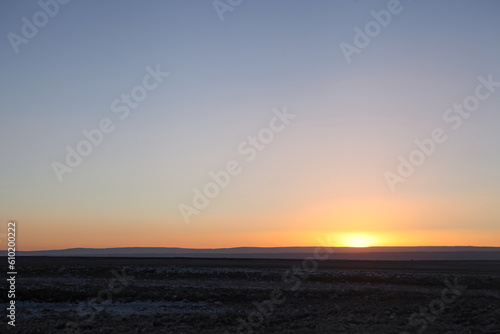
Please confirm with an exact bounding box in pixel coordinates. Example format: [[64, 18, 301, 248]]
[[3, 257, 500, 333]]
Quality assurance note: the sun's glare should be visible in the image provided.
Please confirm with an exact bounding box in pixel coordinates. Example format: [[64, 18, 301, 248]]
[[340, 233, 376, 248]]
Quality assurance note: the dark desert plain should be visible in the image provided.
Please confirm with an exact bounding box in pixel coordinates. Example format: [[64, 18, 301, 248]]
[[2, 248, 500, 334]]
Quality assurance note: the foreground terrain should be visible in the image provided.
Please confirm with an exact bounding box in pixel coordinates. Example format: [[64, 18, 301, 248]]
[[2, 257, 500, 333]]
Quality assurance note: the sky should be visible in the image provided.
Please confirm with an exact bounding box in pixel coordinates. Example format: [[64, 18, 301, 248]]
[[1, 0, 499, 251]]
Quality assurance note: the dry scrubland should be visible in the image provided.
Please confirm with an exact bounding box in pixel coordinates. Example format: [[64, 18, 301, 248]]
[[2, 257, 500, 333]]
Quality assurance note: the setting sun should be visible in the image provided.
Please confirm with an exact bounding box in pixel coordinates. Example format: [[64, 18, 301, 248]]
[[339, 233, 377, 248]]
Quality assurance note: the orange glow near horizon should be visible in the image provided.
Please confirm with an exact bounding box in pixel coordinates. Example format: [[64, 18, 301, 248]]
[[5, 206, 500, 251], [11, 225, 500, 251]]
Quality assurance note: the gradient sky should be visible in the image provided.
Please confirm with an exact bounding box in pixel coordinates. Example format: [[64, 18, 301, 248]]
[[1, 0, 499, 250]]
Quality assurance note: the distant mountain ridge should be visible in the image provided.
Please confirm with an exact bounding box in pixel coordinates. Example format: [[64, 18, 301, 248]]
[[4, 246, 500, 260]]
